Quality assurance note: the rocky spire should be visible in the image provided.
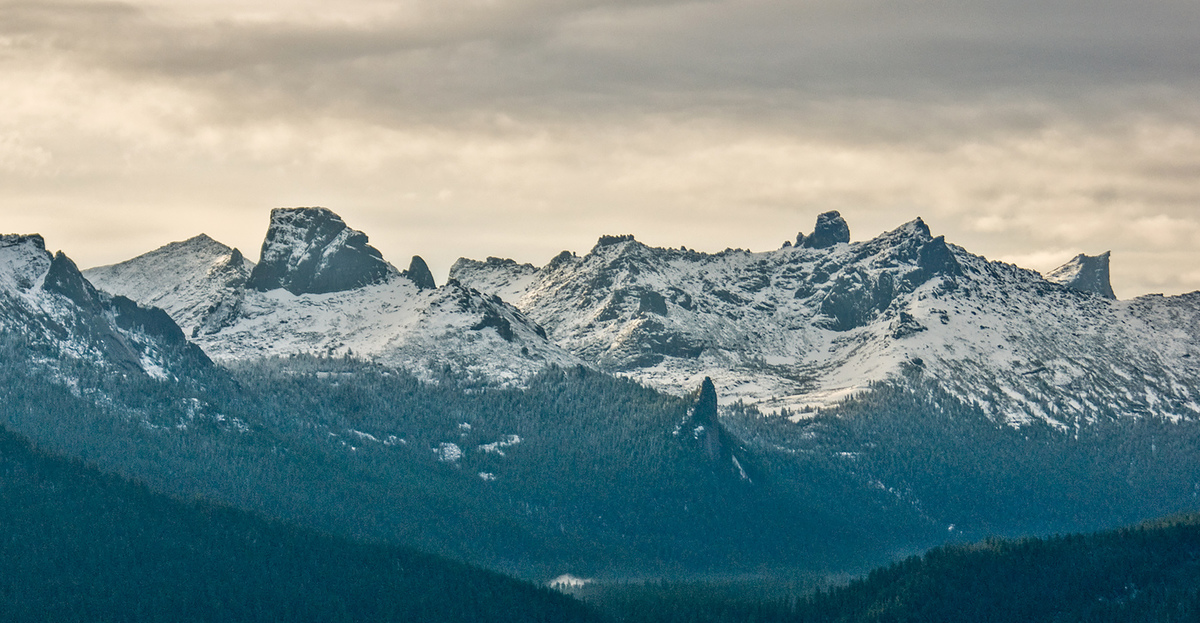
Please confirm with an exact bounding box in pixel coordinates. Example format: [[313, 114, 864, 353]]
[[224, 247, 246, 271], [688, 377, 726, 462], [246, 207, 396, 295], [682, 378, 753, 481], [404, 255, 437, 290], [43, 251, 102, 309], [1045, 252, 1116, 299], [800, 211, 851, 249]]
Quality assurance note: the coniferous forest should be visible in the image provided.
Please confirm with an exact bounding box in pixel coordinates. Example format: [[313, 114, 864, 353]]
[[4, 335, 1200, 620], [4, 402, 1198, 623], [586, 513, 1200, 622], [0, 422, 599, 622]]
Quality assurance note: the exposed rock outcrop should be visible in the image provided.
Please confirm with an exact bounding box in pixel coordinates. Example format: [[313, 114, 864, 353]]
[[1045, 252, 1116, 299], [681, 378, 752, 481], [404, 255, 437, 290], [247, 207, 396, 295], [802, 211, 851, 249], [4, 236, 210, 377]]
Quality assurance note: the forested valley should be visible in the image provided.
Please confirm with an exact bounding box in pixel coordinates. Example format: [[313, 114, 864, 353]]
[[4, 335, 1200, 620]]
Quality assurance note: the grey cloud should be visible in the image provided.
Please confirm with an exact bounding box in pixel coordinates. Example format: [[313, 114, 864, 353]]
[[7, 0, 1199, 127]]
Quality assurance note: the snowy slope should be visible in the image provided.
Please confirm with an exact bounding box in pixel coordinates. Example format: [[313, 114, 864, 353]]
[[88, 209, 578, 385], [194, 276, 574, 385], [85, 234, 254, 338], [0, 234, 208, 381], [451, 214, 1200, 426]]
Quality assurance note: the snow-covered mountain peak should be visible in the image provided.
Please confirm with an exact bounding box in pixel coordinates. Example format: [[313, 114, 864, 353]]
[[71, 205, 1200, 426], [0, 234, 53, 294], [88, 211, 579, 385], [247, 207, 397, 295], [882, 216, 930, 240], [1045, 251, 1115, 299], [0, 237, 107, 312], [2, 234, 210, 380], [167, 233, 226, 254], [1, 235, 102, 307], [451, 214, 964, 392], [86, 234, 255, 338], [453, 215, 1200, 426], [87, 233, 251, 277]]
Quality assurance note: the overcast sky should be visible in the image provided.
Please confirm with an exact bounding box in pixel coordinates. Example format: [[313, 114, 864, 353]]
[[2, 0, 1199, 297]]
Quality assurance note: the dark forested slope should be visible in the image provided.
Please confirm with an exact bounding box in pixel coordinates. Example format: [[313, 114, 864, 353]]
[[792, 514, 1200, 622], [588, 514, 1200, 623], [0, 422, 600, 623]]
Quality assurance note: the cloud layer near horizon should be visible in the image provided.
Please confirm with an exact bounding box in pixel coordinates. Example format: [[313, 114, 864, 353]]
[[2, 0, 1199, 296]]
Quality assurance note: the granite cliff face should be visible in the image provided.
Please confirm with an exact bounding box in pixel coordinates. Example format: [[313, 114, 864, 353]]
[[679, 377, 750, 480], [798, 210, 851, 249], [404, 255, 437, 290], [1045, 251, 1116, 299], [247, 207, 396, 295]]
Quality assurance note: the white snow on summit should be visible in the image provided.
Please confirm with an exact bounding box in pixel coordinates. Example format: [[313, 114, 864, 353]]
[[87, 212, 578, 385], [0, 234, 52, 296], [192, 273, 576, 385], [1, 234, 200, 380], [75, 207, 1200, 427], [85, 234, 253, 337], [452, 217, 1200, 426]]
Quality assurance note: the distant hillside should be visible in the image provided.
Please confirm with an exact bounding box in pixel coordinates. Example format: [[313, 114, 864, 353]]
[[594, 514, 1200, 622], [793, 514, 1200, 622], [0, 423, 599, 623]]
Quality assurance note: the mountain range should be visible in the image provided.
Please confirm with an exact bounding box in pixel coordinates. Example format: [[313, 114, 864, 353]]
[[84, 207, 1200, 429], [452, 212, 1200, 427], [3, 206, 1199, 585], [85, 207, 576, 386]]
